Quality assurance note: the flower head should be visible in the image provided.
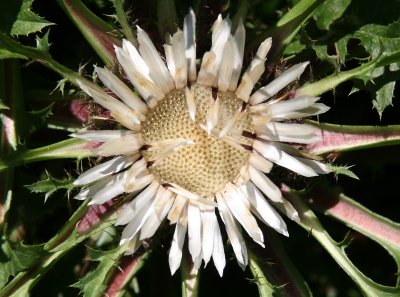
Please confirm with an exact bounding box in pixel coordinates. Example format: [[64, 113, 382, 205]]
[[72, 9, 330, 276]]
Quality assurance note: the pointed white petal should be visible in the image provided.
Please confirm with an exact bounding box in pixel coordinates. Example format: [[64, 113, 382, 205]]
[[74, 155, 138, 186], [236, 38, 272, 101], [206, 97, 220, 133], [89, 171, 128, 205], [201, 209, 216, 265], [272, 103, 330, 120], [139, 190, 174, 239], [122, 39, 151, 79], [73, 175, 112, 200], [124, 159, 154, 192], [184, 8, 197, 83], [228, 19, 245, 91], [95, 133, 143, 156], [223, 184, 264, 247], [256, 122, 321, 144], [295, 157, 330, 174], [253, 95, 320, 118], [165, 30, 187, 89], [115, 46, 162, 107], [70, 130, 135, 142], [218, 36, 235, 92], [120, 186, 166, 243], [212, 218, 226, 276], [197, 16, 231, 86], [116, 181, 159, 226], [254, 141, 319, 177], [185, 87, 196, 121], [124, 173, 153, 193], [77, 79, 141, 131], [248, 165, 283, 202], [281, 197, 300, 221], [239, 182, 288, 236], [147, 138, 194, 164], [95, 66, 148, 115], [211, 16, 231, 68], [169, 204, 188, 275], [188, 202, 202, 260], [216, 193, 248, 266], [250, 62, 309, 105], [137, 26, 175, 93], [249, 151, 273, 173], [196, 51, 217, 86], [167, 183, 199, 200], [249, 62, 309, 105], [123, 234, 141, 255], [167, 194, 188, 224]]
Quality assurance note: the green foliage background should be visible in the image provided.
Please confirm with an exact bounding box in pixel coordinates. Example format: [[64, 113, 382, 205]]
[[0, 0, 400, 296]]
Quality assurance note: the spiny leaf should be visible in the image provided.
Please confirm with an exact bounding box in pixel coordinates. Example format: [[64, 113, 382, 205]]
[[9, 0, 54, 36], [72, 245, 128, 297], [0, 237, 49, 288], [326, 164, 359, 180], [352, 21, 400, 116], [25, 170, 75, 202], [0, 0, 53, 37]]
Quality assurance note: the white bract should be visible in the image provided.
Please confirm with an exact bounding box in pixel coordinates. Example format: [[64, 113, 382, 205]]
[[72, 9, 330, 276]]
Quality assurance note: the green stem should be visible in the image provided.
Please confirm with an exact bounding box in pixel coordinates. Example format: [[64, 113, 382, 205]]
[[111, 0, 137, 47], [249, 255, 276, 297], [296, 50, 400, 97], [0, 33, 83, 87], [57, 0, 120, 67], [249, 229, 312, 297], [0, 138, 95, 174]]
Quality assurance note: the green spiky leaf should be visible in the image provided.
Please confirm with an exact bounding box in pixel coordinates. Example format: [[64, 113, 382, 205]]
[[0, 238, 48, 288], [72, 245, 128, 297], [326, 164, 359, 180], [0, 0, 53, 36], [25, 170, 75, 202]]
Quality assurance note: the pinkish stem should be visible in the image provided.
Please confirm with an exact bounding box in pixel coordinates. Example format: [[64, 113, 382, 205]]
[[307, 187, 400, 249]]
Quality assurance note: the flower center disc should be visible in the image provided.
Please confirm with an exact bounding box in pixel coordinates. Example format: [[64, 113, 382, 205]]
[[141, 84, 254, 198]]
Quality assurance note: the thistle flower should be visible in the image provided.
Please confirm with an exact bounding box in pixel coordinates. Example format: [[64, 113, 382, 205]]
[[72, 9, 330, 276]]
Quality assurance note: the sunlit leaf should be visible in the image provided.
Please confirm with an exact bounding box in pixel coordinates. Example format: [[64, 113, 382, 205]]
[[0, 0, 54, 36], [313, 0, 351, 30]]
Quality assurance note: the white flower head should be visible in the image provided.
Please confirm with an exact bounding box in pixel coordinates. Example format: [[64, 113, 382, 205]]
[[72, 9, 330, 276]]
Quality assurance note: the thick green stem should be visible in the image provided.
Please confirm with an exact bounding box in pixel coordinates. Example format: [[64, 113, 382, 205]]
[[57, 0, 120, 67], [249, 229, 312, 297], [296, 51, 400, 96], [0, 138, 95, 174], [249, 255, 276, 297]]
